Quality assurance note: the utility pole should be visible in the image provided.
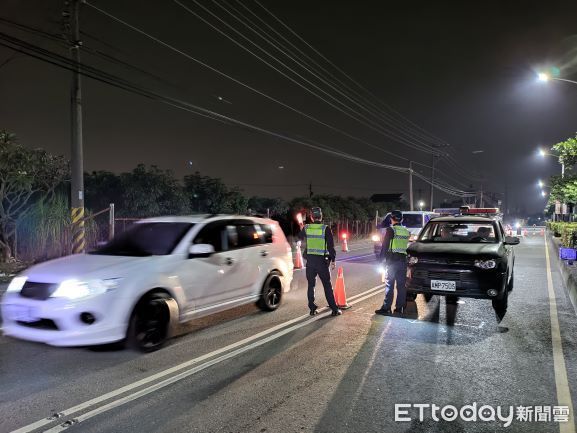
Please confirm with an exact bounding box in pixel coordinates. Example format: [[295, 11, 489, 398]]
[[308, 181, 313, 198], [429, 154, 437, 211], [69, 0, 85, 253], [409, 161, 414, 211]]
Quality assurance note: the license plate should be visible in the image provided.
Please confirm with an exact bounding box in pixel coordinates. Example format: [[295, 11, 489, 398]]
[[431, 280, 456, 291], [5, 305, 39, 323]]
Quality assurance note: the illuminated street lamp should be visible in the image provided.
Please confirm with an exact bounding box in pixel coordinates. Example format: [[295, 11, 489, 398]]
[[538, 180, 544, 188], [541, 191, 547, 197], [538, 148, 564, 178], [418, 200, 424, 211]]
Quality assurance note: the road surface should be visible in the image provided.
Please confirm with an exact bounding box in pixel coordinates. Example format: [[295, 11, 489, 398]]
[[1, 237, 576, 433]]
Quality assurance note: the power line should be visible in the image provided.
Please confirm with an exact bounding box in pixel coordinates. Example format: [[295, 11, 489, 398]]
[[174, 0, 442, 155], [0, 30, 474, 197]]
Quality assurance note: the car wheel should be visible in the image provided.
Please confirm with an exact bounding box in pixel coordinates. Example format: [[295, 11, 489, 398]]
[[258, 272, 282, 311], [492, 288, 508, 322], [128, 293, 172, 352], [423, 293, 433, 302]]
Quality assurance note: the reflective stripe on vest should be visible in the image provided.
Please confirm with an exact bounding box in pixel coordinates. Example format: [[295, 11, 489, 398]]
[[390, 225, 410, 254], [305, 223, 327, 256]]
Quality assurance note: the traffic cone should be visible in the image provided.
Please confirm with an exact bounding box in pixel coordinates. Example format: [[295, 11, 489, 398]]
[[294, 243, 304, 269], [334, 267, 351, 309], [341, 237, 349, 252], [540, 228, 545, 236]]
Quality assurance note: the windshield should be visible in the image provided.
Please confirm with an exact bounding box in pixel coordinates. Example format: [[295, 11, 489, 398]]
[[90, 222, 193, 256], [402, 214, 424, 228], [419, 221, 499, 243]]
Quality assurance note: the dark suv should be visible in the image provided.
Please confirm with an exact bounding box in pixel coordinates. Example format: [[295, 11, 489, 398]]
[[406, 215, 519, 319]]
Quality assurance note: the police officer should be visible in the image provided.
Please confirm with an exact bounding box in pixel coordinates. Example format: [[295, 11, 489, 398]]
[[375, 210, 410, 316], [298, 207, 342, 316]]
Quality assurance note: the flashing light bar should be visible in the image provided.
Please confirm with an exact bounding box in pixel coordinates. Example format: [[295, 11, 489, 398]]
[[463, 208, 500, 214]]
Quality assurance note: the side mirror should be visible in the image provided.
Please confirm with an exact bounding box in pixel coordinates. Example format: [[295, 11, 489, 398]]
[[188, 243, 215, 258], [505, 236, 520, 245]]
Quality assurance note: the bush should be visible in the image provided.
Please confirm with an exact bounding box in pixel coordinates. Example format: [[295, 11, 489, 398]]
[[549, 222, 577, 247]]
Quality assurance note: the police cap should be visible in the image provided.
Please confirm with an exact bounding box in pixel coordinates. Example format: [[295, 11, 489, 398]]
[[311, 207, 323, 221], [391, 210, 403, 221]]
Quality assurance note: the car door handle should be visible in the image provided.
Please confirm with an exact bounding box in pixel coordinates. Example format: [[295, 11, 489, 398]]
[[261, 250, 269, 257], [225, 257, 234, 266]]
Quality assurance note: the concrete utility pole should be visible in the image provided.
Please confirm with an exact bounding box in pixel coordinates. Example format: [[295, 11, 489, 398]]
[[409, 161, 414, 211], [429, 154, 437, 211], [70, 0, 85, 253]]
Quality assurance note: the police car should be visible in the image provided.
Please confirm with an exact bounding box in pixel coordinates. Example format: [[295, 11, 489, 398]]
[[372, 211, 439, 258], [405, 208, 519, 319]]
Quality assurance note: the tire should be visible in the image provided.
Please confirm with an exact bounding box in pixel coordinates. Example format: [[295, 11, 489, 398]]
[[128, 292, 172, 352], [492, 288, 508, 322], [258, 272, 283, 311]]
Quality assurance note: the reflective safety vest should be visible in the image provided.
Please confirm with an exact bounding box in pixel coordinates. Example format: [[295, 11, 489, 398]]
[[305, 223, 327, 256], [390, 225, 410, 254]]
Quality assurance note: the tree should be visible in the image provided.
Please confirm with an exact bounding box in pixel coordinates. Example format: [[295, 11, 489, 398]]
[[247, 197, 288, 216], [120, 164, 189, 217], [85, 170, 122, 212], [0, 130, 68, 261], [183, 172, 248, 214], [552, 134, 577, 171]]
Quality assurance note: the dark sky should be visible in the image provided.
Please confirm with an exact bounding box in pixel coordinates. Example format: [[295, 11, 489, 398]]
[[2, 0, 577, 214]]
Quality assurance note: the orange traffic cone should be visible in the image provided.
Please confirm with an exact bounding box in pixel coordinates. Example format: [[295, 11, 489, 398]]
[[341, 234, 349, 252], [294, 243, 304, 269], [334, 267, 351, 309]]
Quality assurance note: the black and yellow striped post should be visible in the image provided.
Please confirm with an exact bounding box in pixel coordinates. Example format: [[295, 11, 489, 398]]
[[71, 207, 85, 254]]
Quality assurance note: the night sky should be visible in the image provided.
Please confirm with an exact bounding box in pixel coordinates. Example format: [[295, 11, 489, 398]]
[[2, 0, 577, 214]]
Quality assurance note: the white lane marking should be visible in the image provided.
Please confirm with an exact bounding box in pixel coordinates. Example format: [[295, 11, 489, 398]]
[[44, 285, 386, 432], [293, 252, 376, 271], [13, 284, 386, 433], [545, 237, 575, 432]]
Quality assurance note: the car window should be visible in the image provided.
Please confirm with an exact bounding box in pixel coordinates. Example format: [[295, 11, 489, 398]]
[[403, 214, 423, 228], [193, 222, 227, 252], [256, 224, 273, 243], [236, 224, 261, 248], [92, 222, 193, 256], [420, 221, 498, 243]]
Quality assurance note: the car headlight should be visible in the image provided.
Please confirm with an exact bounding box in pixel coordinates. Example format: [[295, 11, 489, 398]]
[[408, 256, 419, 265], [7, 276, 27, 293], [51, 278, 122, 300], [474, 259, 497, 269], [371, 234, 380, 242]]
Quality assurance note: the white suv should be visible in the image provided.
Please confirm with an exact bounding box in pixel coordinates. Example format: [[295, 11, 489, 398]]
[[1, 215, 294, 351]]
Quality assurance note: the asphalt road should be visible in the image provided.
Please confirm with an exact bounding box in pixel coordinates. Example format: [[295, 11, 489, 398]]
[[1, 237, 576, 433]]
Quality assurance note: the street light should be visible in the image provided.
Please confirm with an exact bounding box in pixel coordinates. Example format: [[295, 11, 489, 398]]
[[538, 148, 564, 178], [418, 200, 424, 211], [538, 180, 544, 188], [541, 191, 547, 197]]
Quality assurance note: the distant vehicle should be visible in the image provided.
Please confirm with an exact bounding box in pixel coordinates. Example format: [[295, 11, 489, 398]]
[[2, 215, 294, 351], [373, 211, 439, 258], [406, 211, 519, 319]]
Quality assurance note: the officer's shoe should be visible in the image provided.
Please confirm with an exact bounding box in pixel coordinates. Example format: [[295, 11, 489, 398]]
[[374, 308, 393, 316], [310, 308, 319, 316], [394, 306, 405, 316], [331, 309, 342, 316]]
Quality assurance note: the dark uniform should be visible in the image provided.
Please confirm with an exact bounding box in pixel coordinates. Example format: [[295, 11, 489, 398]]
[[298, 208, 341, 316], [375, 210, 410, 315]]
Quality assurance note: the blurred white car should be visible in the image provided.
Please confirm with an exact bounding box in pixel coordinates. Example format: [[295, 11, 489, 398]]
[[2, 215, 293, 351]]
